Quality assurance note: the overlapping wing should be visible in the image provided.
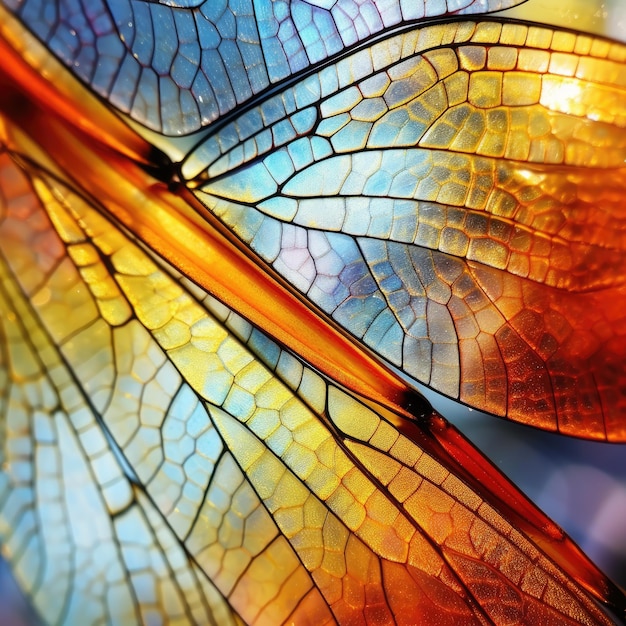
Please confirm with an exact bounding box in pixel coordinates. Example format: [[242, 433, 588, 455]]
[[3, 0, 525, 134], [185, 20, 626, 441], [2, 1, 626, 624], [0, 128, 618, 625]]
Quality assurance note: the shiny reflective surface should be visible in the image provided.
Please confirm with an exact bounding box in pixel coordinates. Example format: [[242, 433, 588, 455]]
[[0, 0, 625, 624], [503, 0, 626, 40]]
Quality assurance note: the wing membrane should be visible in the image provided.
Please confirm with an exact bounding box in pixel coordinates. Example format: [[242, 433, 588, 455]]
[[0, 147, 245, 626], [188, 20, 626, 440], [0, 132, 619, 625], [3, 0, 525, 134], [2, 1, 626, 624], [7, 2, 625, 440]]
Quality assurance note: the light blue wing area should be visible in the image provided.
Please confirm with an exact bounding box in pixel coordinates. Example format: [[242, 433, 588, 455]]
[[3, 0, 524, 134], [190, 20, 626, 438], [0, 282, 240, 624], [0, 142, 615, 625]]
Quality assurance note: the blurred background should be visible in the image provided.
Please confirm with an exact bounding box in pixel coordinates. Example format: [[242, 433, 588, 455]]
[[501, 0, 626, 40], [1, 0, 625, 624]]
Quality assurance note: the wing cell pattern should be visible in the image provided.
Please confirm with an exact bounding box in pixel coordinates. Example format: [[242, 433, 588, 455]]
[[189, 20, 626, 440], [3, 0, 523, 134], [0, 149, 245, 626], [2, 0, 626, 623], [0, 139, 615, 625]]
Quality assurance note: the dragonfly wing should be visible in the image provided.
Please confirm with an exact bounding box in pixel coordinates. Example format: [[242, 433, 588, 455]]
[[1, 1, 626, 624], [0, 130, 619, 625], [188, 20, 626, 440], [0, 147, 246, 626], [6, 2, 625, 441]]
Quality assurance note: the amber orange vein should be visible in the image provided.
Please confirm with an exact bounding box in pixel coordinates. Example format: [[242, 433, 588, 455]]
[[0, 10, 154, 169], [0, 31, 420, 424]]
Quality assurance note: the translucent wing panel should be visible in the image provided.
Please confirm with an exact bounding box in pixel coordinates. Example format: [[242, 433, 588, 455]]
[[0, 151, 243, 626], [0, 132, 617, 624], [3, 0, 524, 134], [190, 20, 626, 441]]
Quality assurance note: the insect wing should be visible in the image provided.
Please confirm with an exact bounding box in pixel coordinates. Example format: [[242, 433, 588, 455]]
[[0, 124, 619, 625], [1, 0, 526, 135], [7, 1, 624, 440], [1, 0, 626, 624]]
